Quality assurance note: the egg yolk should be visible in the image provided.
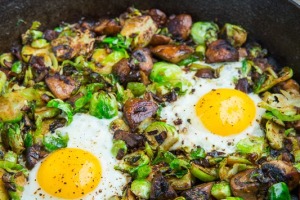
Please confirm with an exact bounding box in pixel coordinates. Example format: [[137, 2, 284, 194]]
[[196, 88, 256, 136], [37, 148, 101, 199]]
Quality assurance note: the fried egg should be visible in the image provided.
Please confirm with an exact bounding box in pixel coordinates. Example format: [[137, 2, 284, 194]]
[[22, 113, 129, 200], [161, 61, 265, 154]]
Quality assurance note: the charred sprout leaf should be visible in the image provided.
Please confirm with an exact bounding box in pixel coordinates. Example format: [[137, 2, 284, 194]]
[[131, 179, 151, 199], [43, 131, 69, 152], [267, 182, 291, 200], [115, 150, 150, 173], [190, 162, 218, 181], [11, 61, 22, 74], [266, 120, 284, 150], [31, 39, 49, 48], [7, 123, 24, 155], [116, 83, 134, 104], [191, 22, 219, 45], [150, 62, 191, 94], [101, 34, 132, 50], [222, 23, 247, 47], [260, 102, 300, 122], [0, 53, 14, 68], [190, 147, 206, 160], [4, 151, 17, 163], [247, 43, 267, 59], [89, 91, 118, 119], [254, 67, 293, 94], [236, 136, 266, 154], [241, 59, 251, 76], [144, 121, 178, 151], [111, 140, 127, 158], [127, 82, 146, 97], [47, 99, 73, 124], [211, 181, 232, 199], [24, 133, 33, 148], [177, 55, 198, 66]]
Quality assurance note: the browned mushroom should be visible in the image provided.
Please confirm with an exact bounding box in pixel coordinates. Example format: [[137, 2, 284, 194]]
[[43, 30, 59, 41], [167, 14, 192, 40], [93, 18, 122, 36], [195, 68, 215, 79], [45, 74, 76, 100], [278, 79, 300, 94], [181, 182, 214, 200], [25, 144, 47, 169], [123, 98, 158, 130], [151, 44, 194, 63], [261, 160, 300, 190], [149, 34, 172, 46], [113, 130, 144, 149], [230, 169, 261, 200], [235, 78, 250, 93], [131, 48, 153, 74], [148, 9, 167, 27], [150, 173, 177, 200], [205, 39, 239, 63], [112, 58, 131, 84]]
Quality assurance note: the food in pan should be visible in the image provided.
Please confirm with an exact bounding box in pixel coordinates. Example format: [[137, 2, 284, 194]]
[[0, 6, 299, 200]]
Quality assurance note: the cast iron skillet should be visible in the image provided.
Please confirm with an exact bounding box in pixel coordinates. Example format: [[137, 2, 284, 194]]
[[0, 0, 299, 80]]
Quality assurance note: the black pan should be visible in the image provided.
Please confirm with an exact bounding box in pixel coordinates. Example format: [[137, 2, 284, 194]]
[[0, 0, 299, 80]]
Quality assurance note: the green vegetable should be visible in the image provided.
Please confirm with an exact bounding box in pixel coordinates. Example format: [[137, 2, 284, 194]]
[[190, 162, 218, 181], [241, 59, 251, 76], [136, 165, 151, 179], [116, 83, 134, 104], [211, 181, 232, 199], [191, 21, 219, 45], [247, 43, 267, 59], [43, 131, 69, 152], [0, 161, 28, 175], [6, 123, 24, 155], [0, 53, 13, 68], [89, 91, 118, 119], [11, 61, 22, 74], [30, 30, 43, 40], [24, 133, 33, 148], [190, 147, 206, 160], [47, 99, 73, 124], [222, 23, 247, 47], [266, 120, 284, 150], [130, 179, 151, 199], [150, 62, 190, 94], [101, 34, 132, 50], [111, 140, 127, 158], [127, 82, 146, 96], [109, 118, 130, 133], [267, 182, 291, 200], [177, 55, 198, 66], [115, 150, 150, 173], [144, 121, 178, 151], [225, 197, 243, 200], [168, 171, 192, 190], [31, 39, 49, 48], [4, 151, 18, 163], [236, 136, 265, 154], [0, 71, 7, 94]]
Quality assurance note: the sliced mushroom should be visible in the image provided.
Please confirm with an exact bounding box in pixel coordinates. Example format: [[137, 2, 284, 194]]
[[45, 74, 76, 100], [278, 79, 300, 94], [230, 169, 261, 200], [205, 39, 239, 63], [112, 58, 131, 84], [195, 68, 215, 79], [151, 44, 194, 63], [149, 34, 172, 46], [148, 9, 167, 27], [235, 78, 250, 93], [181, 182, 214, 200], [131, 48, 153, 74], [43, 30, 59, 41], [150, 173, 177, 200], [29, 56, 46, 71], [25, 144, 44, 169], [261, 160, 300, 190], [123, 98, 158, 130], [93, 18, 122, 36], [113, 130, 144, 149], [167, 14, 192, 40]]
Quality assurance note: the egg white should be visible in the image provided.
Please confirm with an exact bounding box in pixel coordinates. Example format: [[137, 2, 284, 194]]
[[22, 113, 129, 200], [160, 61, 266, 154]]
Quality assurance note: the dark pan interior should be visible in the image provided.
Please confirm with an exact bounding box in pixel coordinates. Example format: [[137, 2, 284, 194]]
[[0, 0, 299, 80]]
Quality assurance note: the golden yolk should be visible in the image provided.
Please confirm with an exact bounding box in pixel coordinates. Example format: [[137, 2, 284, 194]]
[[37, 148, 101, 199], [196, 88, 256, 136]]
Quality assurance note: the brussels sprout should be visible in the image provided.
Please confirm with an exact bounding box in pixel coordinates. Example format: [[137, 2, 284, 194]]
[[121, 15, 157, 48], [190, 147, 206, 160], [0, 53, 13, 68], [111, 140, 128, 158], [130, 179, 151, 199], [47, 99, 73, 124], [23, 66, 34, 87], [222, 23, 247, 47], [246, 42, 267, 59], [108, 196, 121, 200], [266, 120, 284, 150], [5, 123, 24, 155], [110, 118, 130, 133], [168, 170, 193, 190], [144, 142, 154, 160], [0, 169, 9, 200], [236, 136, 266, 155], [225, 197, 243, 200], [190, 162, 218, 182], [268, 182, 291, 200], [115, 150, 150, 173], [0, 71, 7, 94], [31, 38, 49, 48], [174, 197, 186, 200], [89, 91, 118, 119], [150, 62, 190, 94], [127, 82, 146, 97], [3, 151, 17, 163], [136, 165, 151, 179], [144, 121, 178, 151], [211, 181, 232, 199], [101, 34, 132, 50], [116, 83, 134, 104], [0, 161, 28, 175], [219, 158, 253, 181], [195, 44, 206, 60], [191, 22, 219, 45], [2, 172, 27, 200], [11, 61, 23, 74], [43, 131, 69, 152]]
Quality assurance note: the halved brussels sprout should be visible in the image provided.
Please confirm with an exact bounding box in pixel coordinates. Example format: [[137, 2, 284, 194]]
[[222, 23, 247, 47], [130, 179, 151, 199], [211, 181, 232, 199], [191, 21, 219, 45], [190, 162, 218, 182], [266, 120, 284, 150]]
